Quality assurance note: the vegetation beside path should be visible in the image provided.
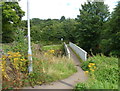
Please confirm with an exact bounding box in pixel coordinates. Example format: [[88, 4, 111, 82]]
[[1, 43, 77, 90], [75, 55, 118, 90]]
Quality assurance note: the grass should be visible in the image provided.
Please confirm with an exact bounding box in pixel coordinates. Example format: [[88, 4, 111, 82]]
[[42, 44, 63, 51], [75, 54, 119, 90], [33, 54, 77, 83]]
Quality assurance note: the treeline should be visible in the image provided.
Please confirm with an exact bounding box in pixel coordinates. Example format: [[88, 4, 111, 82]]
[[2, 1, 120, 57], [21, 17, 77, 44]]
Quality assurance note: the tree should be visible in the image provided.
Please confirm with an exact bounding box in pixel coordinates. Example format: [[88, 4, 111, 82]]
[[102, 1, 120, 56], [2, 2, 25, 43], [60, 16, 65, 21], [62, 19, 77, 42], [76, 1, 109, 54]]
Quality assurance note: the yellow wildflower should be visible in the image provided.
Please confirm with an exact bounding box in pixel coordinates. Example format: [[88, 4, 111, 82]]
[[89, 68, 94, 71], [2, 61, 6, 65], [49, 50, 55, 53], [18, 54, 21, 57], [7, 51, 12, 55], [92, 63, 95, 66], [16, 52, 20, 54], [20, 59, 26, 61], [2, 68, 5, 72], [13, 55, 17, 57], [44, 52, 48, 56], [8, 56, 12, 58], [85, 71, 89, 74], [88, 65, 91, 67], [37, 81, 42, 84], [14, 58, 19, 61], [94, 66, 96, 69]]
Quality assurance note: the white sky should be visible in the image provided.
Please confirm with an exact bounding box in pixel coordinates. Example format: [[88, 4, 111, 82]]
[[19, 0, 119, 20]]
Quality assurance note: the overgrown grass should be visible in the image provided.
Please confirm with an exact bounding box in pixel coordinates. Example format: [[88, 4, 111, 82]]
[[75, 54, 119, 90], [33, 44, 77, 83], [1, 43, 77, 90], [42, 44, 63, 51], [33, 54, 77, 83]]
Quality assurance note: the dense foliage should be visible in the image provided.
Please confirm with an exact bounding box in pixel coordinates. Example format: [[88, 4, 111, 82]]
[[2, 2, 25, 43], [21, 18, 77, 45], [75, 55, 118, 89], [100, 1, 120, 57], [76, 2, 110, 54]]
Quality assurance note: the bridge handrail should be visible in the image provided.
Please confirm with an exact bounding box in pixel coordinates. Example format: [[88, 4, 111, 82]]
[[64, 42, 70, 59], [69, 42, 87, 61]]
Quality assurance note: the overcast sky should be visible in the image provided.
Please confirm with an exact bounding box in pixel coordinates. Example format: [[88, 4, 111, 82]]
[[19, 0, 119, 20]]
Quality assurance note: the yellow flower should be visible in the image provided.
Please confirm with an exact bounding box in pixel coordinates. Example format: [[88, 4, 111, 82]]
[[16, 52, 20, 54], [8, 56, 12, 58], [17, 54, 21, 57], [92, 63, 95, 66], [37, 81, 42, 84], [88, 65, 91, 67], [44, 52, 48, 55], [94, 66, 96, 69], [13, 55, 17, 57], [14, 58, 19, 61], [20, 59, 26, 61], [85, 71, 89, 74], [90, 68, 94, 71], [2, 61, 6, 65], [49, 50, 55, 53], [89, 63, 95, 66], [7, 51, 12, 55], [2, 68, 5, 72]]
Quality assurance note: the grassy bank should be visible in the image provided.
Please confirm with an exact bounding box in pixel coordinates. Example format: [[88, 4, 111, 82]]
[[75, 55, 118, 90], [1, 43, 77, 90]]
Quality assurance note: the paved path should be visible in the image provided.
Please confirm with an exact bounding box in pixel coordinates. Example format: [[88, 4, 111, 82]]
[[22, 46, 87, 90]]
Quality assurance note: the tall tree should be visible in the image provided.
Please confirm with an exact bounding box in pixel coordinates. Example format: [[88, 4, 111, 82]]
[[104, 1, 120, 56], [2, 2, 25, 43], [76, 1, 109, 54]]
